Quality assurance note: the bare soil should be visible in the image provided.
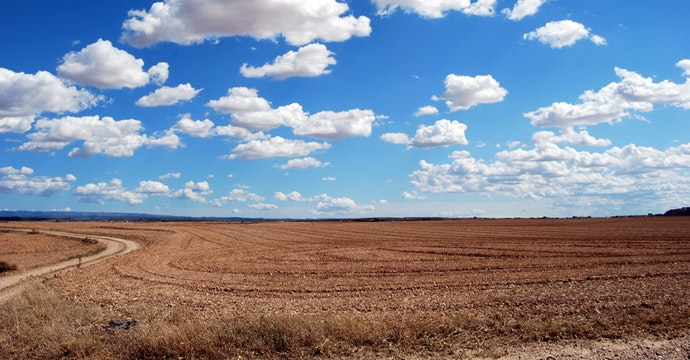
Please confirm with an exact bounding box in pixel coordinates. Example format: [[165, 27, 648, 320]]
[[0, 229, 102, 270], [1, 217, 688, 358]]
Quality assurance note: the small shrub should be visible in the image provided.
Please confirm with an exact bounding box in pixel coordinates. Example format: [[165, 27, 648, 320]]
[[81, 237, 98, 245], [0, 261, 18, 273]]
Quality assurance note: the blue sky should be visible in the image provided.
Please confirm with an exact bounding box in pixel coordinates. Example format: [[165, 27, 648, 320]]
[[1, 0, 689, 218]]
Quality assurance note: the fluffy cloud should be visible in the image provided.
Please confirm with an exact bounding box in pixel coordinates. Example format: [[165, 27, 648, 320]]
[[381, 119, 468, 148], [414, 105, 439, 117], [249, 203, 279, 211], [433, 74, 507, 111], [410, 119, 468, 148], [276, 157, 330, 170], [409, 136, 690, 213], [213, 124, 256, 140], [524, 20, 606, 48], [17, 115, 179, 157], [373, 0, 496, 18], [145, 129, 183, 149], [74, 179, 147, 205], [293, 109, 376, 140], [0, 166, 76, 196], [0, 68, 101, 133], [227, 136, 331, 160], [173, 116, 215, 137], [135, 180, 170, 195], [159, 172, 181, 180], [207, 87, 304, 131], [525, 62, 690, 127], [502, 0, 547, 21], [172, 181, 212, 203], [240, 43, 336, 79], [532, 128, 611, 147], [74, 178, 217, 205], [74, 179, 171, 205], [274, 191, 374, 215], [208, 87, 377, 139], [402, 190, 427, 200], [274, 191, 305, 202], [121, 0, 371, 47], [380, 132, 410, 145], [147, 62, 170, 85], [211, 188, 265, 207], [136, 83, 201, 107], [312, 194, 375, 215], [678, 59, 690, 76], [57, 39, 168, 89]]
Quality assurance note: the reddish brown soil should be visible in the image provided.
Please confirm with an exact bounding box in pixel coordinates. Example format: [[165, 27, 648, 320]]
[[0, 229, 102, 270], [2, 217, 689, 357]]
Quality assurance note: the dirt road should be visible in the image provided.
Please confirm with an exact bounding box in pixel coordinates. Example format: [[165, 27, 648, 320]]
[[0, 229, 140, 302]]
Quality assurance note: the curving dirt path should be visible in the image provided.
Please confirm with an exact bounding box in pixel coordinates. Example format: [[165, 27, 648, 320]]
[[0, 229, 140, 302]]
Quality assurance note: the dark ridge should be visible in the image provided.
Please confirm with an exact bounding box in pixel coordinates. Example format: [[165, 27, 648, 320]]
[[664, 207, 690, 216]]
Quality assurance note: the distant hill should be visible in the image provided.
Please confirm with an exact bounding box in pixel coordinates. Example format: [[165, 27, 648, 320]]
[[0, 210, 247, 222], [664, 207, 690, 216]]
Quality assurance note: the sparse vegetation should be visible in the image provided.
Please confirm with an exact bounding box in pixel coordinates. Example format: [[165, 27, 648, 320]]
[[1, 218, 689, 359], [1, 279, 688, 359], [81, 236, 99, 245], [0, 261, 18, 273], [66, 245, 106, 261]]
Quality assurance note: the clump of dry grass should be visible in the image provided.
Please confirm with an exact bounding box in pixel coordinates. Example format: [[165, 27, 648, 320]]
[[0, 278, 103, 359], [1, 279, 688, 359], [0, 261, 17, 273], [0, 261, 18, 273]]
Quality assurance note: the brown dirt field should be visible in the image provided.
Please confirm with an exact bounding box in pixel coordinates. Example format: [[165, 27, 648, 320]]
[[0, 228, 103, 270], [1, 217, 689, 358]]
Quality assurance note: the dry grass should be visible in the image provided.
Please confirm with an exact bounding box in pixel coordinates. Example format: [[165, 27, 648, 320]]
[[1, 218, 689, 359], [1, 278, 688, 359]]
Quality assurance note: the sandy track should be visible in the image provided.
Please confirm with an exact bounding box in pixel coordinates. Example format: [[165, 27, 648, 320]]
[[0, 229, 140, 302]]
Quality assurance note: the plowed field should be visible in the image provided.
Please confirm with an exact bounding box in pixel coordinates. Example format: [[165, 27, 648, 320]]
[[1, 217, 689, 358]]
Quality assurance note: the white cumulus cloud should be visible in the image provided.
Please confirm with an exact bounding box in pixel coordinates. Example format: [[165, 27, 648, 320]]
[[121, 0, 371, 47], [276, 157, 330, 170], [409, 136, 690, 215], [211, 188, 265, 206], [57, 39, 167, 89], [523, 20, 606, 48], [208, 87, 377, 139], [381, 119, 468, 148], [173, 116, 215, 137], [373, 0, 496, 18], [159, 172, 181, 180], [172, 181, 212, 203], [227, 136, 331, 160], [676, 59, 690, 76], [502, 0, 547, 21], [414, 105, 439, 117], [293, 109, 376, 140], [274, 191, 305, 202], [0, 68, 101, 133], [240, 43, 336, 79], [135, 180, 170, 195], [17, 115, 179, 157], [525, 62, 690, 127], [136, 83, 201, 107], [207, 87, 305, 131], [0, 166, 76, 196], [312, 194, 375, 215], [433, 74, 507, 111], [74, 178, 147, 205]]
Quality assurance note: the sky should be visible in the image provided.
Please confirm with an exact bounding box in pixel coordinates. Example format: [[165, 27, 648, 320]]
[[1, 0, 689, 219]]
